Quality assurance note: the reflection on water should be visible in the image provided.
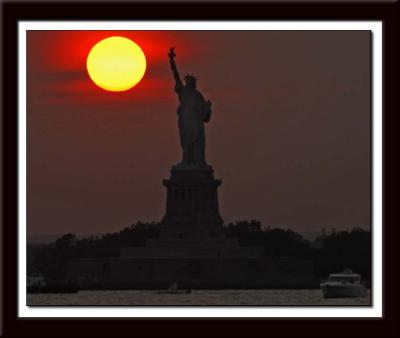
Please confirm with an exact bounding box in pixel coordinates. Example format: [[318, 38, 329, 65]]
[[27, 289, 371, 306]]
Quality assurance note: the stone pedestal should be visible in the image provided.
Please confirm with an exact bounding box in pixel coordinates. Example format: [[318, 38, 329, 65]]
[[161, 166, 224, 239]]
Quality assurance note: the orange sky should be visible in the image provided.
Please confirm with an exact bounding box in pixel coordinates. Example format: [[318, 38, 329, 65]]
[[27, 30, 371, 238]]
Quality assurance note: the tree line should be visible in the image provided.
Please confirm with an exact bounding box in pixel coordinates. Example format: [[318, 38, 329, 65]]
[[28, 220, 371, 281]]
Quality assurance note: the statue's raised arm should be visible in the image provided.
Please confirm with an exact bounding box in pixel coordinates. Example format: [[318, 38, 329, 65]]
[[168, 47, 183, 90]]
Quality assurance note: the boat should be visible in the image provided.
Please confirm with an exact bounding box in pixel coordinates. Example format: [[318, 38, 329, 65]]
[[320, 269, 367, 298], [157, 283, 191, 294]]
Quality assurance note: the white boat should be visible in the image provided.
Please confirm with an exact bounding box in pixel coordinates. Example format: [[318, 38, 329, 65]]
[[320, 270, 367, 298]]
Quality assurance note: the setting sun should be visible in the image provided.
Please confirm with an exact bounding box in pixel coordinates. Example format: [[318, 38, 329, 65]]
[[86, 36, 146, 92]]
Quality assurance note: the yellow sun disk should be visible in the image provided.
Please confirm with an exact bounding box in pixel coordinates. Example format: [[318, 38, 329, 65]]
[[87, 37, 146, 92]]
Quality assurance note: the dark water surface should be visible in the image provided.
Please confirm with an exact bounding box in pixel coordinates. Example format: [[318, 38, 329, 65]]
[[27, 289, 371, 306]]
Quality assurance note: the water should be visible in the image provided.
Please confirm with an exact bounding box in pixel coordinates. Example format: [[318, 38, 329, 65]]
[[27, 289, 371, 306]]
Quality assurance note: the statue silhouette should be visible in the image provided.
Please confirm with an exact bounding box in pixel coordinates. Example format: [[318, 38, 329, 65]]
[[169, 47, 212, 169]]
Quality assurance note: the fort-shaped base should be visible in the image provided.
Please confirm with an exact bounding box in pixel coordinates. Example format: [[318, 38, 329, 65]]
[[67, 163, 318, 289]]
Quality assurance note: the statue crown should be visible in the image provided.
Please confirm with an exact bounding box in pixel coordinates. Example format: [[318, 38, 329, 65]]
[[183, 73, 198, 81]]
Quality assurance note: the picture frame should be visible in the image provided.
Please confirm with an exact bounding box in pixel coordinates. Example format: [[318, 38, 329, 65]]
[[2, 1, 399, 336]]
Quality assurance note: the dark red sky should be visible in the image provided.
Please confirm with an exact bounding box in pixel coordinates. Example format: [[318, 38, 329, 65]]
[[27, 30, 371, 237]]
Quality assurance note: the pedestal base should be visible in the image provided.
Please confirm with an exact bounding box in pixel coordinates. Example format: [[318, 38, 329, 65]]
[[161, 166, 224, 239]]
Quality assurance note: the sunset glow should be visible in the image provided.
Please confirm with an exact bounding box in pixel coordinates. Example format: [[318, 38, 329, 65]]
[[86, 36, 146, 92]]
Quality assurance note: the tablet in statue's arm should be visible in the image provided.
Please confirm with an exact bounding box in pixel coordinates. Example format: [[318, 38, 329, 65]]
[[202, 99, 212, 123]]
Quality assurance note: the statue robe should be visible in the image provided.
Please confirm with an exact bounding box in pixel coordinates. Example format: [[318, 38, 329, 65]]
[[175, 84, 210, 166]]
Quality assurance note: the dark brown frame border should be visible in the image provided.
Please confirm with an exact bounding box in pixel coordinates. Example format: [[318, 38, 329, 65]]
[[2, 1, 399, 337]]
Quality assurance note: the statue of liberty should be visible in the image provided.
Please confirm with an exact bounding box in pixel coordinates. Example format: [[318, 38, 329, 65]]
[[168, 47, 212, 169]]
